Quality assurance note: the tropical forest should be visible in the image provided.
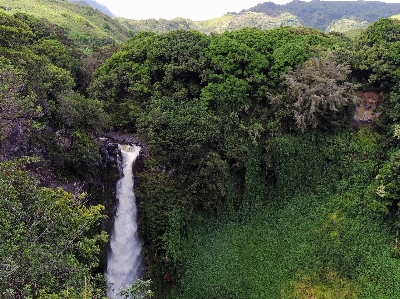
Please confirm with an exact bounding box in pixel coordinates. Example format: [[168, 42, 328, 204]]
[[3, 0, 400, 298]]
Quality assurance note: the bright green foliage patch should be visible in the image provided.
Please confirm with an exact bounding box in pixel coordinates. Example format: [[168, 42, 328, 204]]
[[0, 158, 107, 297], [327, 18, 369, 33], [178, 195, 326, 299], [175, 130, 399, 299], [0, 0, 129, 47]]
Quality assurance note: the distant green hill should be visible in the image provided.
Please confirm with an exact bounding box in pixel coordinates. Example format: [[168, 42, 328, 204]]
[[115, 0, 400, 35], [0, 0, 129, 47], [246, 0, 400, 31], [197, 12, 301, 33], [117, 1, 399, 35], [117, 17, 197, 34], [2, 0, 398, 48], [120, 12, 301, 35], [326, 17, 369, 33]]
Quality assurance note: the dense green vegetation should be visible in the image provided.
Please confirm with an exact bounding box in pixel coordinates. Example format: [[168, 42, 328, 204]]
[[88, 18, 400, 298], [0, 158, 107, 298], [0, 0, 129, 47], [0, 10, 109, 297], [4, 2, 400, 298]]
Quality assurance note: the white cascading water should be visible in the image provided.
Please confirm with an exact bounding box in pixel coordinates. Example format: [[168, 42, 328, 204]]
[[106, 144, 143, 298]]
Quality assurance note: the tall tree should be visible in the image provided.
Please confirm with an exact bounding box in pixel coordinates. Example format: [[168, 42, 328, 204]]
[[272, 53, 358, 132]]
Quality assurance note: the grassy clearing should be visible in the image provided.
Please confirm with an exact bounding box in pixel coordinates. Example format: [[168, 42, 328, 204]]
[[173, 130, 400, 299], [177, 193, 400, 299]]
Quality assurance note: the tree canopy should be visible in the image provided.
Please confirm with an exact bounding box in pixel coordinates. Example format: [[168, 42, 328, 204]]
[[4, 3, 400, 298]]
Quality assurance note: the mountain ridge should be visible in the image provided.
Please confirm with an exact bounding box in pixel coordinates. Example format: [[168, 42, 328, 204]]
[[66, 0, 115, 17], [2, 0, 400, 48], [245, 0, 400, 30], [113, 0, 400, 34]]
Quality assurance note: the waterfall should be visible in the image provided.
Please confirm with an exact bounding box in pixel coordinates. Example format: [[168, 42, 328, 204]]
[[106, 144, 143, 298]]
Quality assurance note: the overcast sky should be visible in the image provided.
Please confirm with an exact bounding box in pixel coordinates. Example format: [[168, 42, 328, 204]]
[[98, 0, 400, 21], [98, 0, 284, 20]]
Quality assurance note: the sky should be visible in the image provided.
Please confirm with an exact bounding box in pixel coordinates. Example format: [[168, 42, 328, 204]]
[[98, 0, 400, 21], [98, 0, 283, 21]]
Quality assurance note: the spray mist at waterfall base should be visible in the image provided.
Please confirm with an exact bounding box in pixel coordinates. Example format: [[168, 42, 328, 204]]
[[106, 145, 143, 299]]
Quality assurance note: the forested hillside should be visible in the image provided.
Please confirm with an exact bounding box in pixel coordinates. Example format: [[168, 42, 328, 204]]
[[104, 0, 400, 34], [67, 0, 116, 17], [247, 0, 400, 31], [120, 12, 301, 35], [1, 0, 399, 42], [3, 2, 400, 298], [0, 0, 129, 47], [110, 0, 400, 34], [0, 10, 109, 298]]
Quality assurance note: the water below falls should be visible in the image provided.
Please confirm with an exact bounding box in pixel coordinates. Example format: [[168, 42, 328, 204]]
[[106, 144, 143, 298]]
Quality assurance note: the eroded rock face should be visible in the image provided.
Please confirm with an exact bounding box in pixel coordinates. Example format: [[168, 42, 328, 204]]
[[55, 130, 72, 149], [101, 132, 144, 147], [0, 120, 37, 162], [99, 132, 147, 168], [353, 91, 382, 125]]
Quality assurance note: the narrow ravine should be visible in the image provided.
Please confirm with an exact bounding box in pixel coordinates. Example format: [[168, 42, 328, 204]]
[[106, 144, 143, 298]]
